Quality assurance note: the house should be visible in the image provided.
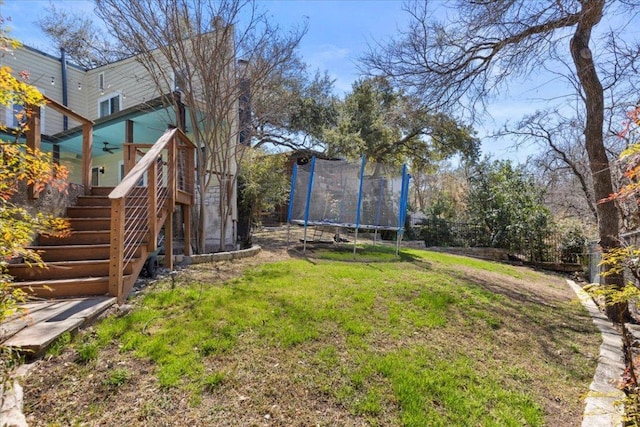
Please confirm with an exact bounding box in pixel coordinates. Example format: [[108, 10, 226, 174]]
[[1, 38, 239, 303]]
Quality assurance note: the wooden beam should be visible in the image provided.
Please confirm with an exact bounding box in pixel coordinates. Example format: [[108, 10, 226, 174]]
[[43, 94, 94, 125], [124, 120, 135, 176], [182, 204, 192, 256], [125, 119, 134, 143], [26, 105, 42, 199], [164, 208, 173, 270], [82, 123, 93, 195]]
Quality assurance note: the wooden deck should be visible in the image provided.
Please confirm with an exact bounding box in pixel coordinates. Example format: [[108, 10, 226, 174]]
[[0, 297, 116, 356]]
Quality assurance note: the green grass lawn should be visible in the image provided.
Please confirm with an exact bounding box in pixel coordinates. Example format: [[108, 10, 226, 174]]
[[25, 246, 599, 426]]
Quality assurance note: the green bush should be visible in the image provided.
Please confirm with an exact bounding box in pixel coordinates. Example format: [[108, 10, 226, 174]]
[[559, 227, 587, 264]]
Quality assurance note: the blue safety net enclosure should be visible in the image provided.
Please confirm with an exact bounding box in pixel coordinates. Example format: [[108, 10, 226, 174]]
[[287, 156, 410, 254]]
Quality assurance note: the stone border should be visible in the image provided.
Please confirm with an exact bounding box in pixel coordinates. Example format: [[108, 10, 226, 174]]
[[0, 380, 27, 427], [178, 244, 261, 265], [567, 279, 625, 427]]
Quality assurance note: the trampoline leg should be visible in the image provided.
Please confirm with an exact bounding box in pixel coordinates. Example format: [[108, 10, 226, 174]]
[[353, 228, 359, 259], [374, 229, 378, 245], [287, 223, 291, 249], [303, 224, 308, 253]]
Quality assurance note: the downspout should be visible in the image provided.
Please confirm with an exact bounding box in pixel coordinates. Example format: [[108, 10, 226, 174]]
[[60, 48, 68, 130]]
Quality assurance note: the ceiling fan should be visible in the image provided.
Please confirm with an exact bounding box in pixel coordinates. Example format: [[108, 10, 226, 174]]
[[102, 142, 120, 154]]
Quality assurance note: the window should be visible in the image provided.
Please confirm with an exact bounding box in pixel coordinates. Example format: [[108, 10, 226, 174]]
[[172, 68, 189, 93], [98, 72, 105, 91], [5, 93, 45, 130], [119, 160, 146, 186], [92, 167, 100, 186], [98, 93, 121, 118], [11, 103, 26, 128]]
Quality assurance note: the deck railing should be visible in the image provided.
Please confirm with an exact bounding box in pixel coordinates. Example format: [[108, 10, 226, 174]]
[[108, 128, 195, 303], [27, 96, 95, 197]]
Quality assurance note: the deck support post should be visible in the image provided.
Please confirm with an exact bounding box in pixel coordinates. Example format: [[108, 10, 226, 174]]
[[26, 105, 42, 199], [109, 198, 126, 303]]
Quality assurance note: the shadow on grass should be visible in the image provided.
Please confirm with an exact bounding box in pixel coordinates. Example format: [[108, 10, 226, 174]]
[[453, 269, 597, 370], [285, 243, 427, 266]]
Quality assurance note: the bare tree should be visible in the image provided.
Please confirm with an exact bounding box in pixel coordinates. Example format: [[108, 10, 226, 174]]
[[508, 110, 598, 225], [363, 0, 640, 322], [93, 0, 305, 253], [411, 161, 468, 218], [36, 3, 125, 67]]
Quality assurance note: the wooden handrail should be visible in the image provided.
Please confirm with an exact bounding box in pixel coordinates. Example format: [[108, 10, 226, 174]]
[[110, 130, 176, 199], [29, 96, 94, 195], [108, 127, 195, 303], [43, 95, 93, 125]]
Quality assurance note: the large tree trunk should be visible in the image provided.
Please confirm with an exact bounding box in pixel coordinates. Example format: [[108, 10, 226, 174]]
[[570, 0, 628, 322]]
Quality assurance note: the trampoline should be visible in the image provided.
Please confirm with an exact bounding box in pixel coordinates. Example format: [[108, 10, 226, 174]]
[[287, 156, 410, 255]]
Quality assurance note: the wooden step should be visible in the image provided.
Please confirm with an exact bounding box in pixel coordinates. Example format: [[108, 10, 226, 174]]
[[76, 195, 110, 206], [27, 244, 110, 261], [39, 230, 111, 245], [67, 218, 111, 231], [39, 230, 149, 246], [7, 259, 136, 281], [76, 195, 148, 207], [66, 206, 112, 218], [26, 244, 144, 262], [67, 206, 150, 219], [90, 187, 115, 196], [11, 276, 119, 298], [13, 185, 159, 303]]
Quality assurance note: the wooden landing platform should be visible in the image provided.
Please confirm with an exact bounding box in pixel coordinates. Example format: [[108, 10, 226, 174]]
[[0, 297, 116, 356]]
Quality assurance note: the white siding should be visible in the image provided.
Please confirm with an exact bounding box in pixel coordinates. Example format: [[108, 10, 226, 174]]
[[86, 54, 172, 119]]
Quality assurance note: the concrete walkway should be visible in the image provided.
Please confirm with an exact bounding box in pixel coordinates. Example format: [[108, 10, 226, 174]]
[[567, 280, 625, 427]]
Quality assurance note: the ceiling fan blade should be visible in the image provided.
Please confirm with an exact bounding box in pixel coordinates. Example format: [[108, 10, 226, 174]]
[[102, 142, 119, 153]]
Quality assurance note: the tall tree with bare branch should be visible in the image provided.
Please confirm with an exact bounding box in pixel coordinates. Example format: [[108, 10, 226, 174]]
[[36, 3, 125, 68], [94, 0, 305, 252], [363, 0, 640, 322]]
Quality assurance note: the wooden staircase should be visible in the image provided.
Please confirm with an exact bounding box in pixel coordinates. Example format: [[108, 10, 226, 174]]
[[8, 127, 195, 304], [9, 99, 195, 305], [7, 187, 145, 299]]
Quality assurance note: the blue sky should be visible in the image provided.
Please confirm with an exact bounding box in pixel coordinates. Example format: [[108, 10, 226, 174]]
[[3, 0, 411, 94], [2, 0, 571, 162]]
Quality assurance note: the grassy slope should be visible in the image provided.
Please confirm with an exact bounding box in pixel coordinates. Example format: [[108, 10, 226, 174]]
[[23, 247, 599, 426]]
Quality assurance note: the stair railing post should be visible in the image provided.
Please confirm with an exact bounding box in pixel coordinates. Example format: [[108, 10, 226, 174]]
[[168, 132, 177, 203], [109, 197, 126, 303], [164, 208, 174, 270], [124, 143, 136, 176], [163, 131, 177, 270], [82, 123, 93, 195], [148, 154, 158, 252], [186, 143, 195, 200]]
